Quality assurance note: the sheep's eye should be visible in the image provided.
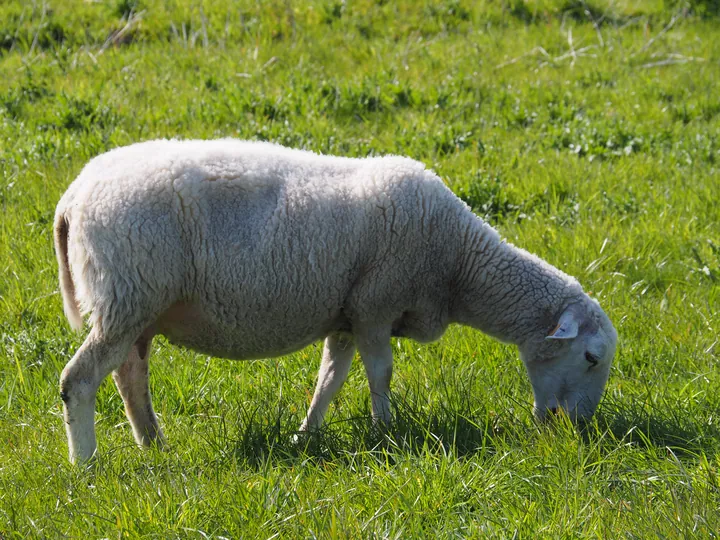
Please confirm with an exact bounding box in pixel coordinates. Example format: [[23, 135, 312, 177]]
[[585, 351, 599, 368]]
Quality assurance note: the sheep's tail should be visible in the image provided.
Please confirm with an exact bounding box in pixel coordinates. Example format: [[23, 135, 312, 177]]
[[54, 209, 83, 331]]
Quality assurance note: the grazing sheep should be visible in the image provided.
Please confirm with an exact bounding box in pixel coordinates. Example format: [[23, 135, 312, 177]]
[[54, 139, 617, 463]]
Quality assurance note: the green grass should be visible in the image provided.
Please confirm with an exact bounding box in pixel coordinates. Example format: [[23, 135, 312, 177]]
[[1, 0, 719, 536]]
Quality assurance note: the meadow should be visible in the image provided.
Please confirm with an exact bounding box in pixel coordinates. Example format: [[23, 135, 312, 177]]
[[0, 0, 719, 536]]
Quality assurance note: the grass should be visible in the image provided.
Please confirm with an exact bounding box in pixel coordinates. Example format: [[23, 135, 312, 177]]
[[1, 0, 719, 536]]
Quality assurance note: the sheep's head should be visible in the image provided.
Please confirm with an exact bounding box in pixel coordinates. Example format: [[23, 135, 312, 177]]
[[519, 296, 617, 423]]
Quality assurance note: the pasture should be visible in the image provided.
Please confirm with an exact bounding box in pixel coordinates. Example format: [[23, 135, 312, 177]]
[[0, 0, 719, 536]]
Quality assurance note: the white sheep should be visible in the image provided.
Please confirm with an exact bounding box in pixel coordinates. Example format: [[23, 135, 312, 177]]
[[54, 139, 617, 463]]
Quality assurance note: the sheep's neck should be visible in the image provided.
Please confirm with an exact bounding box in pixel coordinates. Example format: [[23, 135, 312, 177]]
[[451, 218, 580, 345]]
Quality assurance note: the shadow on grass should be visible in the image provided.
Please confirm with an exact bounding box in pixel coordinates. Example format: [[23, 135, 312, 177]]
[[200, 390, 720, 469]]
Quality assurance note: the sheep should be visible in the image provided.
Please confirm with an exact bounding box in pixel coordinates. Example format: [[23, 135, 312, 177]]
[[54, 139, 617, 463]]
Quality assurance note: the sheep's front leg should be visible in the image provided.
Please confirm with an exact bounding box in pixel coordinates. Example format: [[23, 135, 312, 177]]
[[112, 335, 164, 448], [356, 327, 393, 425], [299, 333, 355, 432], [60, 331, 135, 463]]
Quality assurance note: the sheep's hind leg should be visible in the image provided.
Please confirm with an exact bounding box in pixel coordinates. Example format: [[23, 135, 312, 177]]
[[299, 333, 355, 432], [60, 330, 136, 464], [355, 327, 393, 425], [112, 334, 164, 448]]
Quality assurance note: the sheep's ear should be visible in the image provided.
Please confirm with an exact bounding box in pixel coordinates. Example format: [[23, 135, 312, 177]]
[[546, 309, 579, 340]]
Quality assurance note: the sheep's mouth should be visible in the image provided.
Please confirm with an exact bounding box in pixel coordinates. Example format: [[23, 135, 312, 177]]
[[535, 393, 596, 424]]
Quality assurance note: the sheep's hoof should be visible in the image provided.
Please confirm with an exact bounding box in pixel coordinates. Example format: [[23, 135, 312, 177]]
[[70, 451, 99, 470], [291, 430, 310, 447]]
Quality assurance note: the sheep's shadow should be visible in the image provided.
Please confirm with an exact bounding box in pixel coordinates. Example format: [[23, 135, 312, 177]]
[[206, 393, 719, 469]]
